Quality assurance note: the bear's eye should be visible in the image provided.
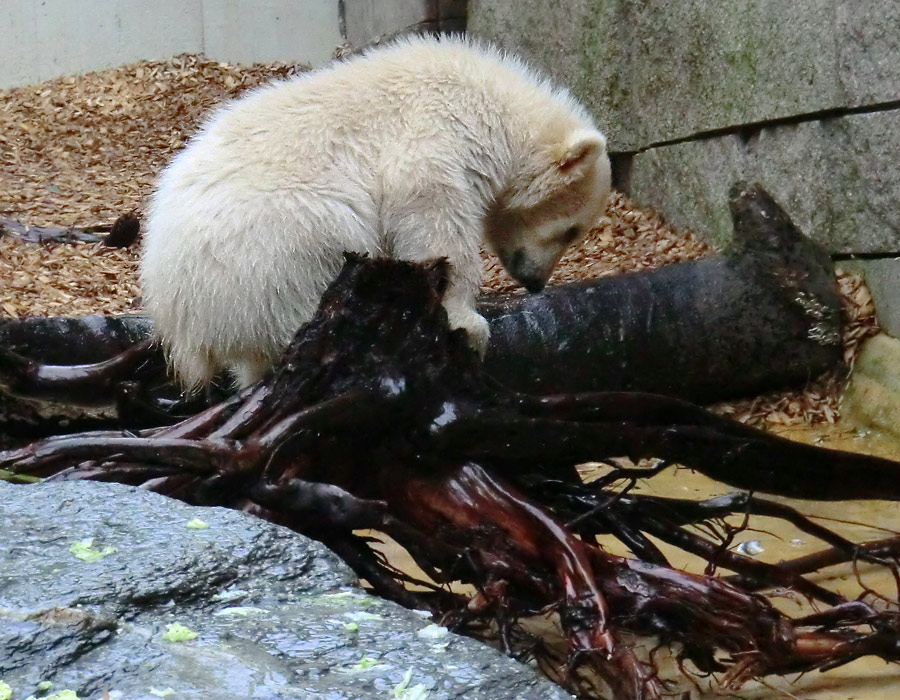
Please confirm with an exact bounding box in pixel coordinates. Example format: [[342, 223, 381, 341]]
[[559, 226, 580, 244]]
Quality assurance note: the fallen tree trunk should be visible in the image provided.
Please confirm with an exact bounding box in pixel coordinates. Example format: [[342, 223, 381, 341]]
[[482, 181, 842, 400], [0, 183, 842, 440], [3, 254, 900, 700]]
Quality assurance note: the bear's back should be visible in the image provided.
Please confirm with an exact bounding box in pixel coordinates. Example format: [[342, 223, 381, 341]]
[[192, 36, 589, 176]]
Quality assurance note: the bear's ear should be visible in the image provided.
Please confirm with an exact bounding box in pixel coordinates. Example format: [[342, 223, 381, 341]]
[[558, 129, 607, 176]]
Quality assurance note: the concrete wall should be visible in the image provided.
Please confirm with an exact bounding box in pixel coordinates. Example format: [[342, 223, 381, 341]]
[[203, 0, 344, 67], [0, 0, 467, 89], [343, 0, 467, 47], [0, 1, 342, 89]]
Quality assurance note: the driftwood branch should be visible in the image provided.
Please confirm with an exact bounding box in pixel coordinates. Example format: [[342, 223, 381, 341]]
[[0, 212, 139, 247]]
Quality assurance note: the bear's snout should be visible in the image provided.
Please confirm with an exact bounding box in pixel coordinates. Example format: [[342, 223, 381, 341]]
[[502, 248, 547, 293]]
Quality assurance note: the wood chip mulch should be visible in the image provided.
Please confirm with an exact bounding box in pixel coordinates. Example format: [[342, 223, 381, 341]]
[[481, 191, 713, 292], [0, 56, 880, 428], [0, 236, 140, 317], [0, 54, 305, 228]]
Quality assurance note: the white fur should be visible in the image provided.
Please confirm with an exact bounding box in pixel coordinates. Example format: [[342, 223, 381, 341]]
[[140, 35, 611, 388]]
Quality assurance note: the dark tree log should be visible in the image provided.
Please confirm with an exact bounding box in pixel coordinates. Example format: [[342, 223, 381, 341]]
[[3, 254, 900, 700], [482, 181, 842, 400], [0, 182, 842, 440], [0, 315, 164, 445], [0, 314, 153, 364], [0, 316, 220, 445]]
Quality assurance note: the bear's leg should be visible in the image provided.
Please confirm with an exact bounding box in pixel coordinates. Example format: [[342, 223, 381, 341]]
[[228, 351, 274, 388], [441, 283, 490, 356], [382, 175, 489, 354]]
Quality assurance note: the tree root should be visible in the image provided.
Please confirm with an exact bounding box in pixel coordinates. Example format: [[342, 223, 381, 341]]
[[4, 254, 900, 699]]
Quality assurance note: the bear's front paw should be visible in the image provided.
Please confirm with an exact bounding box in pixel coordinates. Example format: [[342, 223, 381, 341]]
[[447, 309, 491, 358]]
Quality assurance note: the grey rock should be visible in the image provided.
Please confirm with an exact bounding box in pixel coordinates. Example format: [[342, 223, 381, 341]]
[[0, 481, 570, 700], [469, 0, 628, 145], [841, 333, 900, 439], [629, 109, 900, 253], [469, 0, 900, 151]]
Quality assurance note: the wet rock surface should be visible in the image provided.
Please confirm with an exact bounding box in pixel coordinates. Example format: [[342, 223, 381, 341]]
[[0, 480, 570, 700], [842, 332, 900, 440]]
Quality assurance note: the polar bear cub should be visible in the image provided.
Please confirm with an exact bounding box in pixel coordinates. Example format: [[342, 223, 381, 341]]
[[140, 36, 611, 388]]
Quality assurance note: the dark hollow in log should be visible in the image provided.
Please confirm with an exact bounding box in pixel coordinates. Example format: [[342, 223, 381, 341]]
[[3, 254, 900, 700], [102, 212, 141, 248]]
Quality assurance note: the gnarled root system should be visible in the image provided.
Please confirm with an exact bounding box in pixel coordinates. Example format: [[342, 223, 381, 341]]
[[4, 254, 900, 699]]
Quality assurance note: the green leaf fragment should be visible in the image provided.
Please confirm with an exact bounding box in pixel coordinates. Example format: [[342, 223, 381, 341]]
[[344, 621, 359, 632], [162, 622, 198, 642], [185, 517, 209, 530], [211, 588, 247, 602], [149, 688, 176, 698], [0, 680, 11, 700], [36, 681, 53, 692], [416, 624, 448, 640], [343, 611, 383, 622], [393, 669, 430, 699], [42, 691, 80, 700], [69, 538, 116, 562], [212, 606, 268, 617], [351, 654, 382, 670], [0, 469, 40, 483], [404, 686, 430, 700]]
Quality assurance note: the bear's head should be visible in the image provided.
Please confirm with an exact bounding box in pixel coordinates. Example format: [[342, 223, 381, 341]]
[[486, 128, 611, 292]]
